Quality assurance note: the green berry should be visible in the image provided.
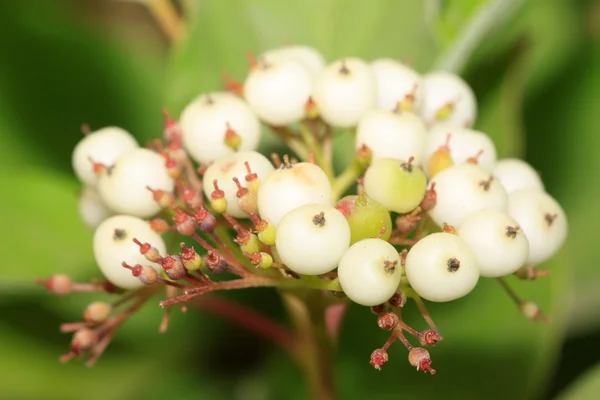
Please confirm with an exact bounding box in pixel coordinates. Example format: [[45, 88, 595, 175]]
[[363, 157, 427, 214], [336, 194, 392, 244]]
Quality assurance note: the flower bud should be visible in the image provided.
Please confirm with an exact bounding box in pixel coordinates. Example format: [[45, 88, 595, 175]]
[[180, 243, 204, 271], [84, 302, 111, 325], [377, 312, 399, 330], [370, 348, 389, 371], [408, 347, 436, 374], [161, 256, 187, 280]]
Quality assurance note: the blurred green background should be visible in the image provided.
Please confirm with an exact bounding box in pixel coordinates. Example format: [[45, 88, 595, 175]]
[[1, 0, 599, 399]]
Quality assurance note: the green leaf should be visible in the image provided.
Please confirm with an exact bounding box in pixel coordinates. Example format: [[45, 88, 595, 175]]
[[556, 363, 600, 400], [0, 2, 165, 172]]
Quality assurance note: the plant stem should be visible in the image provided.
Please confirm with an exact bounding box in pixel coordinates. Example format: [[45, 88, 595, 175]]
[[332, 161, 362, 201], [282, 290, 337, 400], [190, 295, 296, 354], [433, 0, 526, 74], [146, 0, 184, 43]]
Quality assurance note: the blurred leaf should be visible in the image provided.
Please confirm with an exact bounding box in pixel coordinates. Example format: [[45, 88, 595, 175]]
[[0, 168, 94, 282], [523, 43, 600, 335], [166, 0, 436, 115], [429, 0, 483, 46], [0, 1, 165, 172], [556, 363, 600, 400]]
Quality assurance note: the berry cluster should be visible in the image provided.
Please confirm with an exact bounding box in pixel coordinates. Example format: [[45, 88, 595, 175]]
[[40, 44, 567, 374]]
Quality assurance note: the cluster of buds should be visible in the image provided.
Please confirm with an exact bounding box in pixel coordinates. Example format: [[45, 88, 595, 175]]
[[40, 44, 567, 373]]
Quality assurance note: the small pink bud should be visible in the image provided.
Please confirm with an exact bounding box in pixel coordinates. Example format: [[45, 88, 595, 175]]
[[370, 349, 389, 371]]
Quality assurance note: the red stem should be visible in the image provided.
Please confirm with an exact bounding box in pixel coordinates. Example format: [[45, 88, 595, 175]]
[[191, 295, 296, 353]]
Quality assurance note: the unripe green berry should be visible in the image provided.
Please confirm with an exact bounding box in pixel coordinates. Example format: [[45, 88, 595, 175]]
[[363, 157, 427, 214], [336, 194, 392, 244], [258, 224, 276, 246]]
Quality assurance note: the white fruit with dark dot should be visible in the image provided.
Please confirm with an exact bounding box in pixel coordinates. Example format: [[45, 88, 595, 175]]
[[180, 92, 260, 164], [312, 58, 376, 128], [355, 109, 427, 164], [259, 45, 326, 77], [275, 204, 350, 275], [337, 238, 402, 306], [203, 151, 275, 218], [429, 163, 508, 228], [257, 162, 332, 227], [363, 158, 427, 214], [97, 148, 174, 218], [72, 126, 138, 187], [458, 209, 529, 277], [425, 126, 497, 174], [421, 72, 477, 128], [405, 232, 479, 302], [493, 159, 544, 194], [508, 189, 567, 265], [371, 58, 423, 112], [244, 58, 313, 126], [93, 215, 166, 289], [78, 186, 115, 229]]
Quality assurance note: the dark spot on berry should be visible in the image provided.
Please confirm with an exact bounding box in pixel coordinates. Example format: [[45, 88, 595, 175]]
[[447, 258, 460, 272], [383, 260, 397, 274], [312, 212, 326, 227], [505, 225, 519, 239], [545, 213, 558, 226], [339, 60, 350, 75], [113, 228, 127, 241], [479, 176, 494, 191]]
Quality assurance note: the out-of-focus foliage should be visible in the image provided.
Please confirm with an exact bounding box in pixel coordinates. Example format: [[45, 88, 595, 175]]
[[0, 0, 598, 399]]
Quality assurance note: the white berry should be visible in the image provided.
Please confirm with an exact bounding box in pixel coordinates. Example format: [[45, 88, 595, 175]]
[[508, 189, 567, 265], [429, 163, 508, 228], [493, 158, 544, 194], [312, 58, 376, 128], [337, 238, 402, 306], [93, 215, 166, 289], [203, 151, 275, 218], [78, 186, 115, 229], [257, 162, 333, 227], [371, 58, 423, 112], [72, 126, 138, 187], [425, 126, 497, 174], [244, 58, 313, 126], [275, 204, 350, 275], [259, 45, 326, 77], [458, 209, 529, 277], [355, 110, 427, 165], [98, 148, 174, 218], [405, 232, 479, 302], [421, 72, 477, 128], [180, 92, 261, 164]]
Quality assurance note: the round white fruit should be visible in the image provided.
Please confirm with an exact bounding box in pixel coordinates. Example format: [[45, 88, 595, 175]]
[[257, 162, 333, 227], [97, 148, 174, 218], [493, 158, 544, 194], [429, 163, 508, 228], [458, 209, 529, 277], [508, 189, 567, 265], [259, 45, 326, 77], [244, 58, 313, 126], [312, 58, 376, 128], [78, 186, 115, 229], [371, 58, 423, 112], [425, 126, 497, 174], [203, 151, 275, 218], [93, 215, 166, 289], [180, 92, 261, 164], [420, 72, 477, 129], [72, 126, 138, 187], [275, 204, 350, 275], [405, 232, 479, 302], [337, 238, 402, 306], [355, 109, 427, 164]]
